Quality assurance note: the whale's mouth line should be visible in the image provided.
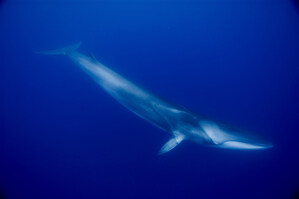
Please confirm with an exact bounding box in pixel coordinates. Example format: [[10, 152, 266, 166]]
[[219, 141, 273, 150]]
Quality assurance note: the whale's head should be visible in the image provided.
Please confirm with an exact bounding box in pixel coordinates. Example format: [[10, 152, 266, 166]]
[[198, 120, 272, 150]]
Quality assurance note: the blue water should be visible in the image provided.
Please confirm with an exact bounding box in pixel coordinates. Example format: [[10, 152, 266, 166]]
[[1, 0, 299, 198]]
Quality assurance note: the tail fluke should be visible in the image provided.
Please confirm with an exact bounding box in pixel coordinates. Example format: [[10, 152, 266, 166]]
[[35, 42, 81, 55]]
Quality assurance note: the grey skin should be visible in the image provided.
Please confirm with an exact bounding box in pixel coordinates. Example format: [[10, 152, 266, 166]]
[[38, 43, 272, 154]]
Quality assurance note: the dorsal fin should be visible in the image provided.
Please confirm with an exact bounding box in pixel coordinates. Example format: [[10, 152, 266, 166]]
[[89, 53, 98, 62]]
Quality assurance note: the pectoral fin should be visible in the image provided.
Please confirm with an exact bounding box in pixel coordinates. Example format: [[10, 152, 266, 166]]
[[159, 132, 184, 155]]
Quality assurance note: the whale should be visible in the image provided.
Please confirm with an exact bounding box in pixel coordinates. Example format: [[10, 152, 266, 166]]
[[38, 42, 272, 154]]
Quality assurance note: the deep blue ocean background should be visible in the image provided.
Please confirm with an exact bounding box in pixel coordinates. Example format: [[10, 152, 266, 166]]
[[0, 0, 299, 198]]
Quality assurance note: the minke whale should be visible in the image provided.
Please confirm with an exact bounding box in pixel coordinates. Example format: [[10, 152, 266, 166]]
[[38, 42, 272, 154]]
